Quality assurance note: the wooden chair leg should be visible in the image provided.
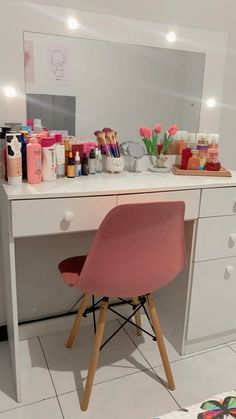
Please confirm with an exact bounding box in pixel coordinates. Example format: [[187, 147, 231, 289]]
[[66, 293, 90, 348], [132, 297, 142, 336], [81, 298, 108, 411], [146, 294, 175, 391]]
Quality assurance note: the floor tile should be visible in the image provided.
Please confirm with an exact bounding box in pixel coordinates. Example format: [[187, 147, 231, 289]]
[[123, 313, 182, 367], [0, 338, 55, 412], [59, 368, 178, 419], [227, 342, 236, 353], [154, 346, 236, 407], [0, 398, 63, 419], [40, 319, 150, 395]]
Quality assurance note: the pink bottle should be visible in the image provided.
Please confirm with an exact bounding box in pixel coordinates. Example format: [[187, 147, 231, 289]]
[[26, 137, 42, 184]]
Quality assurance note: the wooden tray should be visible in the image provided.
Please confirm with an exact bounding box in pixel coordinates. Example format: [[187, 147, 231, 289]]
[[172, 165, 232, 177]]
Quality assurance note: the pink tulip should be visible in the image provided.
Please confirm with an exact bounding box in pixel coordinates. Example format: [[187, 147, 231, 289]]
[[139, 127, 146, 137], [143, 127, 152, 138], [154, 123, 161, 134], [103, 127, 113, 133], [168, 124, 178, 136]]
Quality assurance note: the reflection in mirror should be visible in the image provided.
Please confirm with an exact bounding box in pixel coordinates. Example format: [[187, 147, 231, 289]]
[[26, 94, 76, 135], [24, 32, 205, 141]]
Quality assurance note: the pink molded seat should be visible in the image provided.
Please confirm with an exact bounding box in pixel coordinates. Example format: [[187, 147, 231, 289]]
[[59, 202, 186, 297]]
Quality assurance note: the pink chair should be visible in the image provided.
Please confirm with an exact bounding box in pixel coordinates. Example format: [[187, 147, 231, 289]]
[[58, 202, 186, 411]]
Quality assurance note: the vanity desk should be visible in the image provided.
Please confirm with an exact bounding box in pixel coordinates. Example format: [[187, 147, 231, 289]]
[[2, 170, 236, 403]]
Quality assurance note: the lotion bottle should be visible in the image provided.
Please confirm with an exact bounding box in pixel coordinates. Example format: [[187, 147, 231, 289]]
[[55, 133, 65, 177], [41, 137, 56, 181], [27, 137, 41, 184], [6, 133, 22, 185]]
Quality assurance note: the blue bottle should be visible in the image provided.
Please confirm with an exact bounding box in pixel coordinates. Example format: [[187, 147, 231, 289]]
[[20, 133, 27, 179]]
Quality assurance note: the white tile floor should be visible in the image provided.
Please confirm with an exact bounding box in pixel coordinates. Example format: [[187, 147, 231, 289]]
[[0, 315, 236, 419]]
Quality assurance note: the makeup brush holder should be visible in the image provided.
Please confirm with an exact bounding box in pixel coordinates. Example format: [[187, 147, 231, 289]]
[[105, 157, 124, 173]]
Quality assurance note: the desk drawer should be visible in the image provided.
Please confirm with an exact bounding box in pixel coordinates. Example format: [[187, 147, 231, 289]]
[[187, 258, 236, 340], [200, 187, 236, 217], [195, 215, 236, 261], [11, 196, 116, 237], [117, 190, 200, 220]]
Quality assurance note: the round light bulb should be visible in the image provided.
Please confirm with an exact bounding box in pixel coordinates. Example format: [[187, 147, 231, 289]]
[[67, 17, 79, 30], [206, 98, 216, 108], [3, 86, 16, 98], [166, 32, 177, 43]]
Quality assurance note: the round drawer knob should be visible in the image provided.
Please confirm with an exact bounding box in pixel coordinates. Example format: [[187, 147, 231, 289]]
[[225, 265, 234, 275], [64, 211, 74, 222]]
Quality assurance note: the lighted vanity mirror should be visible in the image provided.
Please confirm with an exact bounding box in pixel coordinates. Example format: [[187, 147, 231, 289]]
[[24, 32, 205, 140]]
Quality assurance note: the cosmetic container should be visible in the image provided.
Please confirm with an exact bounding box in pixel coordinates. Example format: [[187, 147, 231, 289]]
[[55, 134, 65, 177], [88, 148, 96, 174], [96, 149, 103, 173], [6, 133, 22, 185], [75, 151, 81, 177], [187, 150, 200, 170], [41, 137, 57, 181], [27, 137, 41, 184], [82, 154, 89, 176], [67, 151, 76, 178]]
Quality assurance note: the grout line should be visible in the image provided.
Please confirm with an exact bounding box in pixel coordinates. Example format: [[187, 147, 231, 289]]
[[226, 343, 236, 354], [118, 319, 182, 410], [122, 317, 230, 364], [0, 396, 57, 415], [152, 344, 228, 369], [38, 337, 65, 419], [119, 319, 236, 411], [58, 365, 161, 399]]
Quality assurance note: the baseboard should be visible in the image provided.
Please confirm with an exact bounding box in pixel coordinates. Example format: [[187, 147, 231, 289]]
[[184, 331, 236, 354]]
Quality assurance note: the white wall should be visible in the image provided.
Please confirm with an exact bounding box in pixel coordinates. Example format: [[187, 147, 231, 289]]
[[1, 0, 236, 325]]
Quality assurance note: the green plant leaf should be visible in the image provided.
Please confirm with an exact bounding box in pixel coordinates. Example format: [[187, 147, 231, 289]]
[[142, 137, 151, 154], [161, 132, 171, 155], [152, 130, 158, 156]]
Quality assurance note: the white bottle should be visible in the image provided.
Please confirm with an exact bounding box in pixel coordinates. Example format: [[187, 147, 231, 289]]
[[75, 151, 81, 177], [55, 134, 65, 177], [6, 133, 22, 185], [33, 119, 42, 133], [96, 149, 103, 173], [41, 137, 57, 181]]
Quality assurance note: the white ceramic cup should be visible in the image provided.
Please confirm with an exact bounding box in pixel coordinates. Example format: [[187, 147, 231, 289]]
[[105, 157, 124, 173]]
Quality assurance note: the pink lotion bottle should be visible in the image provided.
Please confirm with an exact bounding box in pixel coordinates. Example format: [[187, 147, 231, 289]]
[[26, 137, 42, 184]]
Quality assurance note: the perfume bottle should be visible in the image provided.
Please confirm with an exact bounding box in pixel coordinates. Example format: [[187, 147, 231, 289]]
[[187, 150, 200, 170]]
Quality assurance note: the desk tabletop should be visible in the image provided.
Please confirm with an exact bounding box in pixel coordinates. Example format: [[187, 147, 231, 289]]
[[2, 171, 236, 200]]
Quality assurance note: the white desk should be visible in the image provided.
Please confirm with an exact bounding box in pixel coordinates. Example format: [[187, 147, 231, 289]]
[[2, 171, 236, 402]]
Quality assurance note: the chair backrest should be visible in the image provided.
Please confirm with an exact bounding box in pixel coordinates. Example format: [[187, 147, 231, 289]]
[[78, 201, 186, 297]]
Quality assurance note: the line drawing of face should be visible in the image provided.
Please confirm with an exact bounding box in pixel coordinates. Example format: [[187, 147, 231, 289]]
[[50, 49, 66, 79]]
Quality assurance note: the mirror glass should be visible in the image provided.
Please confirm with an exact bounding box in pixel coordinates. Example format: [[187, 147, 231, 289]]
[[24, 32, 205, 140]]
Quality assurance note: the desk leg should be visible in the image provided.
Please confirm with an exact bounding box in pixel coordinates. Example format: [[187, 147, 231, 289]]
[[1, 195, 22, 402]]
